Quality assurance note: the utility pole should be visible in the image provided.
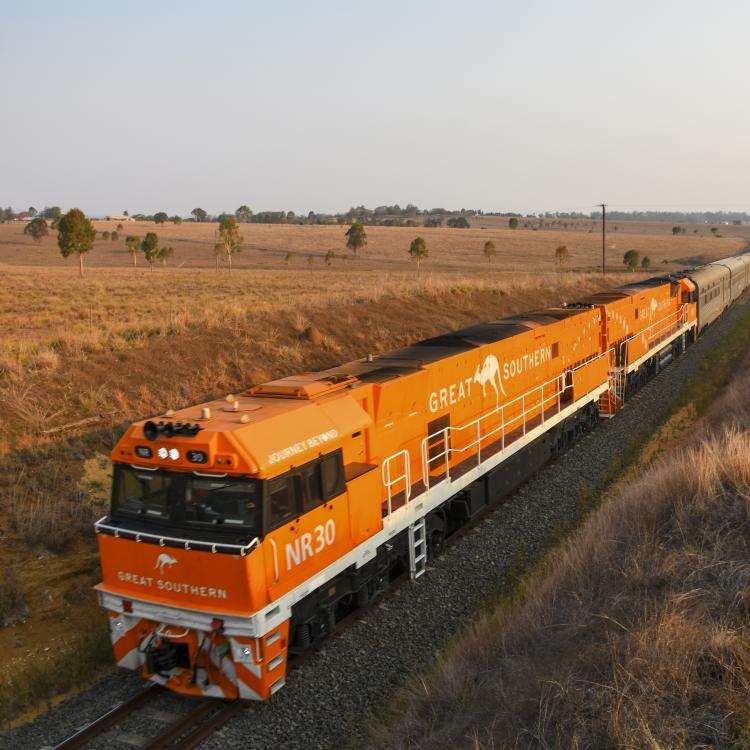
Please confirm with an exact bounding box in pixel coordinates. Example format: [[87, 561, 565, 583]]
[[600, 203, 607, 276]]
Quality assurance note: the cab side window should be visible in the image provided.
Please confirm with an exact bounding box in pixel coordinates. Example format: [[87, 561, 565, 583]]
[[321, 450, 346, 499], [268, 475, 299, 529], [267, 449, 346, 530], [300, 461, 323, 511]]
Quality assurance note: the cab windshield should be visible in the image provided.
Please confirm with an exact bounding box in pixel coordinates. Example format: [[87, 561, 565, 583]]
[[111, 465, 262, 539]]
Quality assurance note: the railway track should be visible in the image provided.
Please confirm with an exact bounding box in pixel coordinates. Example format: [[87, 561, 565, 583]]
[[51, 685, 241, 750]]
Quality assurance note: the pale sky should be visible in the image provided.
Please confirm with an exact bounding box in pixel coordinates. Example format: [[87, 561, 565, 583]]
[[2, 0, 749, 217]]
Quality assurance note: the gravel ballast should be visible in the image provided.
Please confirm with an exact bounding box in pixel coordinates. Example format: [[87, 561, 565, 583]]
[[3, 296, 749, 750]]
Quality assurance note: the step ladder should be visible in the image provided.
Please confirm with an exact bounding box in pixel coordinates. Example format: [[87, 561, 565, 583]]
[[408, 518, 427, 580], [598, 367, 625, 418]]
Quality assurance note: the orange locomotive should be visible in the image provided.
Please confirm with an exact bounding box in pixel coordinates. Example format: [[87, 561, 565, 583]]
[[96, 271, 700, 700]]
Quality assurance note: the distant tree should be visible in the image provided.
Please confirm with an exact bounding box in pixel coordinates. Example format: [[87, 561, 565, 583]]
[[447, 217, 470, 228], [212, 243, 224, 272], [641, 255, 651, 270], [191, 207, 208, 223], [57, 208, 96, 277], [409, 236, 428, 276], [218, 216, 243, 273], [555, 244, 570, 268], [116, 223, 123, 232], [483, 240, 496, 264], [235, 205, 253, 223], [284, 251, 292, 267], [111, 230, 119, 241], [672, 225, 682, 235], [101, 230, 110, 240], [123, 210, 129, 217], [154, 212, 168, 225], [158, 246, 174, 266], [42, 206, 62, 222], [423, 217, 442, 227], [125, 235, 140, 266], [141, 232, 159, 270], [710, 226, 719, 237], [345, 222, 367, 254], [508, 217, 519, 229], [28, 206, 37, 217], [172, 216, 182, 224], [307, 210, 316, 224], [325, 250, 335, 266], [623, 249, 640, 271], [24, 217, 48, 242]]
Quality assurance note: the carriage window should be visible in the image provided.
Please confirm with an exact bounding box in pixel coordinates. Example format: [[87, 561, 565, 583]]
[[320, 451, 346, 499]]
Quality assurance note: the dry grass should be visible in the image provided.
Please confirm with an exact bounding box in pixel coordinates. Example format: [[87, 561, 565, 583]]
[[0, 270, 625, 454], [0, 570, 27, 628], [0, 266, 631, 356], [370, 361, 750, 749]]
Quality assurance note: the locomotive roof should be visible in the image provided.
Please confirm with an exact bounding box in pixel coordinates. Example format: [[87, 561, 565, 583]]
[[323, 306, 591, 381]]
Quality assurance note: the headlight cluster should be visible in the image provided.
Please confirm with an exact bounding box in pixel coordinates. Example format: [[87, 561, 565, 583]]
[[135, 446, 208, 463], [155, 447, 181, 461]]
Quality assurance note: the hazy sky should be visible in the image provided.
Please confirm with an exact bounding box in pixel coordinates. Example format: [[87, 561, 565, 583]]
[[2, 0, 749, 217]]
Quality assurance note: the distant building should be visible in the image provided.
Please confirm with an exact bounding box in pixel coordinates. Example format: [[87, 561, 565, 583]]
[[106, 215, 134, 222]]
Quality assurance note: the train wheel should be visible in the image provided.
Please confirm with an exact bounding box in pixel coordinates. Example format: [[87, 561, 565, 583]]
[[427, 514, 446, 557]]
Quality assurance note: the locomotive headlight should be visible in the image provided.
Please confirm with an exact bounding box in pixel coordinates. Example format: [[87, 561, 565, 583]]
[[168, 448, 180, 461], [157, 447, 168, 459]]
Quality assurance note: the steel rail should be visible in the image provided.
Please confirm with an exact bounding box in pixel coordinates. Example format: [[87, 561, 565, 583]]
[[51, 683, 161, 750]]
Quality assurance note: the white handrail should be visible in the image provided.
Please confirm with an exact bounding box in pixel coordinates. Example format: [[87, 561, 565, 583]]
[[382, 304, 692, 509], [381, 449, 411, 514], [93, 517, 260, 556], [268, 537, 279, 583]]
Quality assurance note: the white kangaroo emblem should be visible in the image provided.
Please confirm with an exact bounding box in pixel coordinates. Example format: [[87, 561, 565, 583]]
[[155, 553, 178, 574], [474, 354, 506, 399]]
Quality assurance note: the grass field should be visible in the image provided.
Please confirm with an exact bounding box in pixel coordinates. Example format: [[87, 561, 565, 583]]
[[0, 217, 746, 272]]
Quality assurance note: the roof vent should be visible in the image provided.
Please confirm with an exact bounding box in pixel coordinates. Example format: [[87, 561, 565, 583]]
[[248, 373, 358, 399]]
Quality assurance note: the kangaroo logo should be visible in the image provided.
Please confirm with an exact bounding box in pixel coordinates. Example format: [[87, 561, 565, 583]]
[[474, 354, 506, 400], [155, 553, 178, 575]]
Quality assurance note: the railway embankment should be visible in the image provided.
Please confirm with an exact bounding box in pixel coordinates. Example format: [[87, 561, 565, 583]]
[[2, 288, 749, 749]]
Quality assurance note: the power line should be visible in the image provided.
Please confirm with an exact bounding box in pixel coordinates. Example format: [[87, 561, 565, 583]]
[[600, 203, 606, 276]]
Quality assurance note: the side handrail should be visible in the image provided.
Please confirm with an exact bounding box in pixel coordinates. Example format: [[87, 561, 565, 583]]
[[381, 449, 411, 515], [384, 304, 692, 502]]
